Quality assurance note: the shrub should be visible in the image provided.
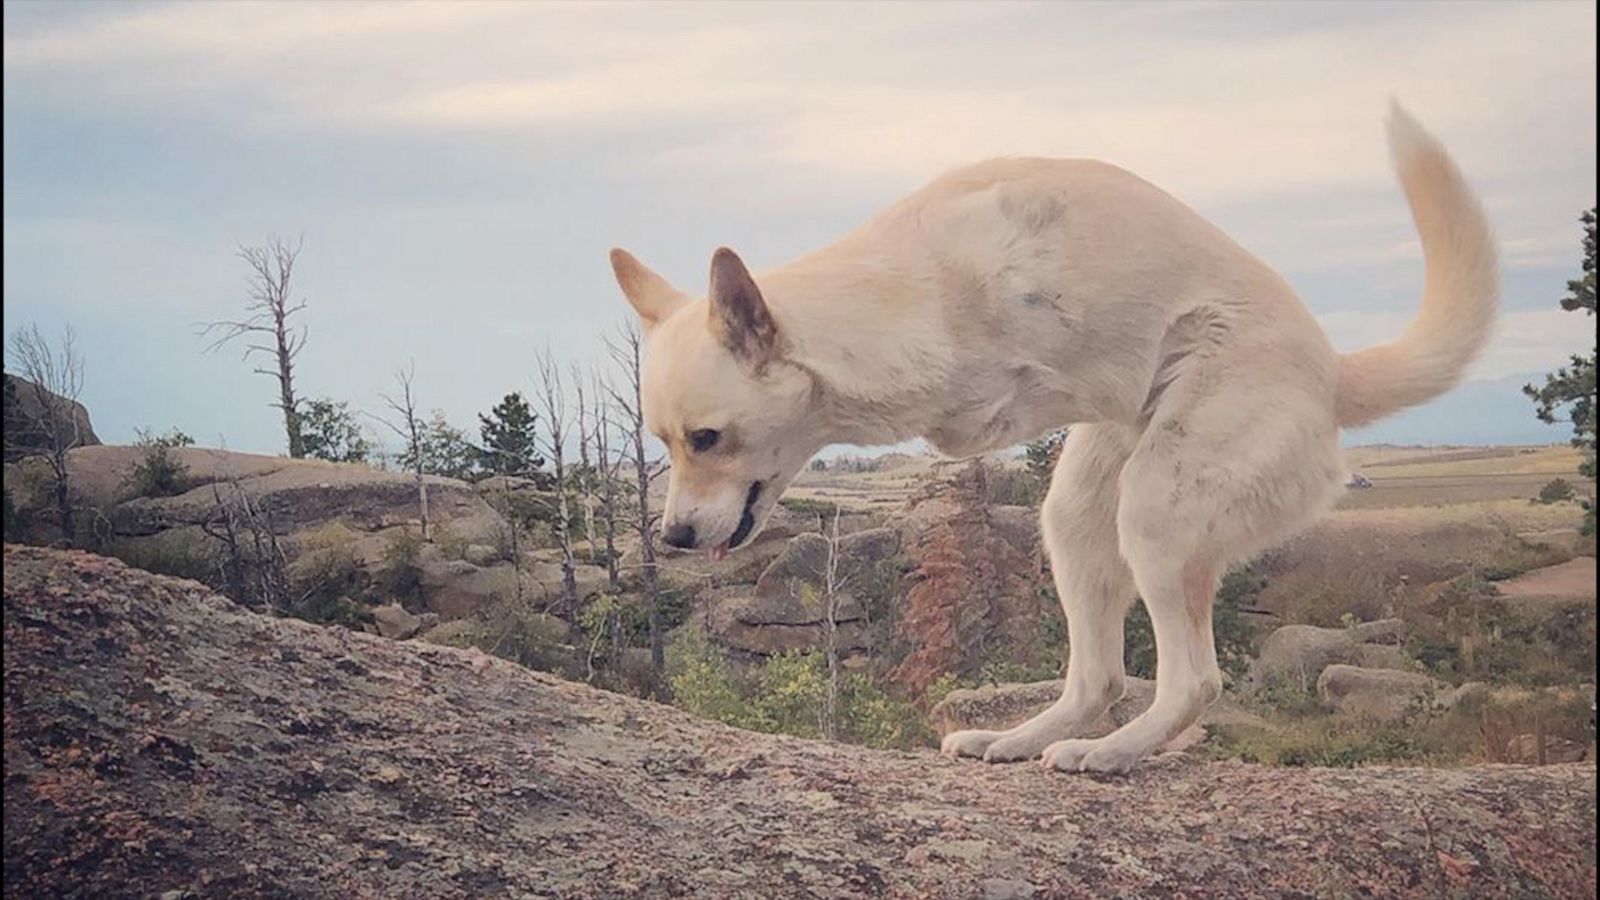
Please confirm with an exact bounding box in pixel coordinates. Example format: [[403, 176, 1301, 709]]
[[377, 527, 424, 601], [125, 428, 193, 498], [667, 627, 762, 730], [105, 531, 218, 584], [777, 497, 843, 519], [293, 524, 367, 624], [1124, 564, 1262, 686], [1537, 477, 1577, 504]]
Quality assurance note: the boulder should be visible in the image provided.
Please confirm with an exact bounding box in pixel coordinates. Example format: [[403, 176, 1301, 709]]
[[753, 528, 901, 605], [371, 604, 430, 640], [1250, 618, 1409, 688], [1315, 664, 1447, 721], [462, 543, 500, 567], [1504, 734, 1590, 765], [705, 586, 872, 657], [419, 558, 516, 619], [2, 373, 100, 463]]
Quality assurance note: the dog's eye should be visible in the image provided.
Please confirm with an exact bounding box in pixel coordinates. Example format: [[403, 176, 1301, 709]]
[[688, 429, 721, 453]]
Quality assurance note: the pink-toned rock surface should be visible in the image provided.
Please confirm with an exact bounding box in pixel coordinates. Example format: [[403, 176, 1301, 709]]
[[5, 545, 1596, 899]]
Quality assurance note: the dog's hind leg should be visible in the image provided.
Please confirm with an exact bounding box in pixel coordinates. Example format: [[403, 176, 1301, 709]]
[[1042, 376, 1343, 774], [942, 423, 1139, 762]]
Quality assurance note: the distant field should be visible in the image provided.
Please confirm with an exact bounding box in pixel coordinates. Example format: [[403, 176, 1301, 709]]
[[789, 444, 1592, 514], [1339, 445, 1591, 511]]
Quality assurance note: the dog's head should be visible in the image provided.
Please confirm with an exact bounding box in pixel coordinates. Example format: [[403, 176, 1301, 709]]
[[610, 246, 820, 557]]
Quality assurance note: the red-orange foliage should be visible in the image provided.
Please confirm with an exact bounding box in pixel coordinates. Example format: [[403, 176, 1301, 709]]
[[892, 461, 1038, 695]]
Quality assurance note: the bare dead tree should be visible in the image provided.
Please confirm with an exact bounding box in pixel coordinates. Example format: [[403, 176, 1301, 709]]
[[572, 364, 600, 564], [591, 369, 623, 594], [534, 350, 580, 620], [5, 324, 87, 542], [606, 321, 665, 695], [196, 453, 291, 612], [821, 506, 844, 741], [200, 236, 308, 458], [372, 363, 430, 541]]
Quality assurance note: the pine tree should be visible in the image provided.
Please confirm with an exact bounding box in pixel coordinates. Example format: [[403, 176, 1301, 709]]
[[1524, 208, 1596, 535], [477, 392, 545, 480]]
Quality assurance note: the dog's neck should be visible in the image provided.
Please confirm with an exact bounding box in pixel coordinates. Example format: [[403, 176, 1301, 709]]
[[758, 245, 974, 449]]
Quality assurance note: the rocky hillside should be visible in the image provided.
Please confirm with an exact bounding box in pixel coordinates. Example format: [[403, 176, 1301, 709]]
[[5, 545, 1595, 899]]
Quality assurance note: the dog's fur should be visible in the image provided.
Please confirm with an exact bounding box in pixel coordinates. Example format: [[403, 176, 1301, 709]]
[[610, 104, 1496, 773]]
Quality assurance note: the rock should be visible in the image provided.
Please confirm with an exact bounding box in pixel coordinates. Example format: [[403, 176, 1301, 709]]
[[2, 373, 100, 463], [5, 545, 1595, 899], [982, 877, 1038, 900], [1505, 734, 1590, 764], [753, 528, 901, 604], [705, 586, 872, 657], [462, 543, 500, 567], [370, 604, 425, 640], [930, 677, 1267, 752], [1316, 665, 1447, 721], [418, 558, 515, 619], [1251, 619, 1409, 688], [1353, 643, 1414, 672]]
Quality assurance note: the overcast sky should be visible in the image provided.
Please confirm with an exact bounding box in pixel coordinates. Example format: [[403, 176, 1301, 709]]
[[4, 0, 1596, 455]]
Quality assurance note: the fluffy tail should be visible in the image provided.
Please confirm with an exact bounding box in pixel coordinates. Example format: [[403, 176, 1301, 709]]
[[1334, 103, 1498, 428]]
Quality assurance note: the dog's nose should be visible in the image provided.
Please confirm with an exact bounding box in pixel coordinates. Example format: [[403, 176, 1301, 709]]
[[661, 523, 697, 549]]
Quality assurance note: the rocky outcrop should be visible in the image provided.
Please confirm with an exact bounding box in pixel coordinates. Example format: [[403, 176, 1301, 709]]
[[1316, 665, 1449, 722], [2, 373, 100, 463], [930, 678, 1268, 752], [705, 528, 902, 657], [1250, 618, 1414, 688], [5, 546, 1596, 899]]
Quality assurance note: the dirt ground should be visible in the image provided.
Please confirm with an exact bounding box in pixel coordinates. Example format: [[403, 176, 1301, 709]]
[[1498, 556, 1599, 599]]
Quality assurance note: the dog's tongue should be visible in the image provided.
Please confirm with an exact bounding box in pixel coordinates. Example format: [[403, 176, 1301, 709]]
[[708, 544, 729, 562]]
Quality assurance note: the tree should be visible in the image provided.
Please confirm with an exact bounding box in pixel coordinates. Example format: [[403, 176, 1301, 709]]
[[534, 350, 580, 620], [5, 325, 87, 542], [892, 461, 1036, 695], [1023, 429, 1068, 491], [607, 322, 666, 695], [415, 414, 477, 481], [476, 392, 545, 480], [299, 398, 371, 464], [1524, 209, 1596, 532], [201, 236, 309, 458], [374, 364, 432, 540]]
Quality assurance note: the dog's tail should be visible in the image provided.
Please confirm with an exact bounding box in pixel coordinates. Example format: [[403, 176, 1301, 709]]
[[1334, 103, 1498, 428]]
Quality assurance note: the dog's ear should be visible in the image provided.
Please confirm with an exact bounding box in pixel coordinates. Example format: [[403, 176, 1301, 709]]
[[610, 248, 688, 333], [708, 247, 779, 367]]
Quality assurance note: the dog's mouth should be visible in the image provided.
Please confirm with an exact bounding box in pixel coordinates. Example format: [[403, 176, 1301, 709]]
[[711, 481, 764, 560]]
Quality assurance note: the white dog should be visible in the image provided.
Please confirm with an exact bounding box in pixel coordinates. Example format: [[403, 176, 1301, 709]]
[[609, 104, 1495, 774]]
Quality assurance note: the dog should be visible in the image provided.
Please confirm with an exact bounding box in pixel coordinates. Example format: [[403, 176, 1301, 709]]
[[608, 103, 1495, 774]]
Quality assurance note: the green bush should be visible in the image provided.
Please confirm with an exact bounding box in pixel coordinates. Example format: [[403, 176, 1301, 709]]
[[105, 531, 218, 584], [377, 527, 424, 601], [1124, 564, 1262, 685], [293, 525, 367, 624], [777, 497, 843, 519], [125, 428, 194, 498], [1537, 477, 1577, 504]]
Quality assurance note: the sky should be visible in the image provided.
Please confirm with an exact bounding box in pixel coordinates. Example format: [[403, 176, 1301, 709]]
[[3, 0, 1596, 457]]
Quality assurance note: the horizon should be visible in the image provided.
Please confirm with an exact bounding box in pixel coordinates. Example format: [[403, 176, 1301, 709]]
[[4, 1, 1596, 454]]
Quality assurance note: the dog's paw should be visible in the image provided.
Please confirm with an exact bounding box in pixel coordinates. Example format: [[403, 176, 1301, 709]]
[[1040, 738, 1145, 775], [980, 733, 1053, 763], [940, 729, 1007, 759]]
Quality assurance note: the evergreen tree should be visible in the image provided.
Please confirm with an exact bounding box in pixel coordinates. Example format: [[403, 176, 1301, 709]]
[[477, 392, 545, 479], [1524, 209, 1596, 534]]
